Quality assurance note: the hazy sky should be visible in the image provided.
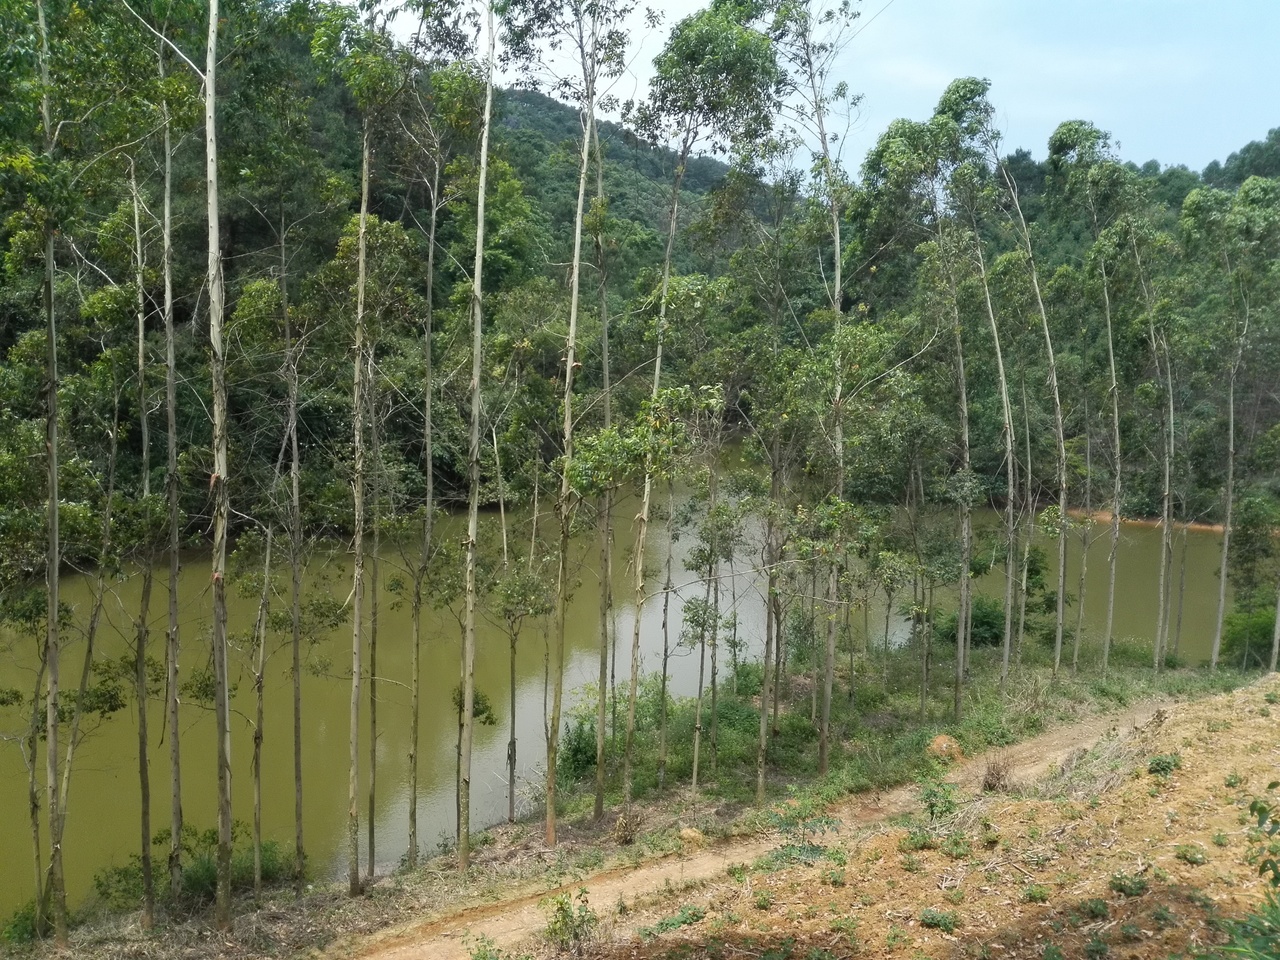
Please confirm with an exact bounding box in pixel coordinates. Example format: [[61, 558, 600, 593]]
[[583, 0, 1280, 174]]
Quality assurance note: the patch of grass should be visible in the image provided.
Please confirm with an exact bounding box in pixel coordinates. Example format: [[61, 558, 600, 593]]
[[1042, 946, 1064, 960], [754, 891, 773, 910], [886, 924, 908, 948], [941, 833, 972, 860], [899, 827, 938, 852], [1108, 873, 1149, 897], [1084, 935, 1110, 958], [821, 867, 846, 887], [1174, 844, 1208, 866], [1151, 904, 1177, 927], [1023, 884, 1051, 904], [638, 905, 707, 941], [541, 888, 598, 954], [920, 908, 958, 932], [1213, 832, 1231, 847], [900, 854, 923, 873], [1226, 771, 1246, 788]]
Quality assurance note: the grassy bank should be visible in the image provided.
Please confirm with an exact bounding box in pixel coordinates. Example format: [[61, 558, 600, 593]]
[[3, 630, 1261, 958]]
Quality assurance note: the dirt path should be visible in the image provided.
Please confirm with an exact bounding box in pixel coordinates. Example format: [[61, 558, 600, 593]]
[[352, 700, 1171, 960]]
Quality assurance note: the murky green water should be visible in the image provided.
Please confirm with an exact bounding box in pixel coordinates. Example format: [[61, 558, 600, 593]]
[[0, 500, 1227, 916]]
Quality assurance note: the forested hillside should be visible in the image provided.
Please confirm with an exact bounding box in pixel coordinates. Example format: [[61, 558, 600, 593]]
[[1, 0, 1278, 946]]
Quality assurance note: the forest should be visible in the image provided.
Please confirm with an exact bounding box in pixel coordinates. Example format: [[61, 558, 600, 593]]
[[2, 0, 1280, 948]]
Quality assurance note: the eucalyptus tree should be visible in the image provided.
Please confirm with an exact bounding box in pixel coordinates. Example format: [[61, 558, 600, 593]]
[[1181, 178, 1280, 669], [622, 0, 781, 806], [312, 0, 405, 891], [505, 0, 634, 843], [863, 103, 978, 721], [771, 0, 858, 751], [1046, 122, 1150, 675], [966, 79, 1070, 674], [460, 0, 499, 870]]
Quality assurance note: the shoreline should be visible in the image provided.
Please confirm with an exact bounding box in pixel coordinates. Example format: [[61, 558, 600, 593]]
[[1066, 507, 1225, 535]]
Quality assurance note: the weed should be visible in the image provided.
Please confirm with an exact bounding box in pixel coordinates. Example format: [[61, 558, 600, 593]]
[[920, 779, 960, 821], [1042, 946, 1064, 960], [941, 832, 972, 860], [727, 863, 748, 883], [1084, 936, 1110, 958], [899, 827, 938, 852], [1265, 691, 1279, 705], [945, 888, 965, 905], [920, 908, 959, 932], [821, 867, 846, 887], [542, 888, 598, 955], [1119, 922, 1142, 943], [1108, 872, 1148, 897], [638, 905, 706, 941], [1023, 884, 1051, 904], [754, 891, 774, 910], [886, 924, 908, 948], [830, 916, 858, 937], [1147, 753, 1182, 777], [901, 853, 923, 873], [1213, 832, 1231, 847], [1175, 844, 1208, 866], [1151, 904, 1177, 927], [1080, 898, 1110, 919], [1226, 772, 1246, 789]]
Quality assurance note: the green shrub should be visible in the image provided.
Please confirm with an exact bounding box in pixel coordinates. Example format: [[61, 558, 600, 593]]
[[938, 595, 1005, 648], [1108, 873, 1148, 897], [558, 718, 596, 784], [542, 888, 597, 954], [1147, 753, 1181, 777], [920, 908, 958, 932], [1080, 898, 1109, 919], [1023, 884, 1050, 904], [1, 901, 40, 945]]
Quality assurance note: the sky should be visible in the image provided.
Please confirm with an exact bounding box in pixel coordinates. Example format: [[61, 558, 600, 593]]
[[535, 0, 1280, 175]]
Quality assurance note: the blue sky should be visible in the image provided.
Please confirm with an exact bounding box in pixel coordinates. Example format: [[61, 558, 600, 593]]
[[597, 0, 1280, 173]]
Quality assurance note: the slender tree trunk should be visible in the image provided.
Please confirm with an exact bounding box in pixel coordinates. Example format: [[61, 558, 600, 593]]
[[1211, 369, 1236, 670], [547, 87, 592, 844], [624, 142, 689, 806], [283, 225, 305, 891], [952, 299, 971, 721], [162, 62, 184, 900], [407, 164, 439, 870], [135, 568, 155, 926], [251, 532, 273, 898], [24, 660, 47, 938], [1099, 256, 1122, 678], [690, 574, 711, 800], [367, 384, 381, 882], [460, 18, 496, 868], [757, 449, 781, 804], [348, 118, 371, 896], [204, 0, 234, 928], [592, 125, 613, 822], [1152, 334, 1172, 671], [127, 160, 157, 928], [1016, 377, 1034, 668], [998, 163, 1067, 675], [972, 234, 1017, 693], [35, 0, 66, 939], [656, 484, 675, 791], [1074, 422, 1091, 673]]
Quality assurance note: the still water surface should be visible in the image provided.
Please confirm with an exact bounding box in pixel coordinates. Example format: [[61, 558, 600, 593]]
[[0, 500, 1227, 915]]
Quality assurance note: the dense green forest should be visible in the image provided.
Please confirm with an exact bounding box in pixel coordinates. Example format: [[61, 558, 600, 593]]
[[2, 0, 1279, 944]]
